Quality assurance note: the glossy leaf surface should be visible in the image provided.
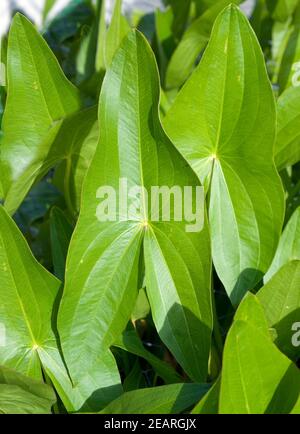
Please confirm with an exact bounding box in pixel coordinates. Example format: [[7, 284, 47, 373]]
[[164, 5, 284, 305]]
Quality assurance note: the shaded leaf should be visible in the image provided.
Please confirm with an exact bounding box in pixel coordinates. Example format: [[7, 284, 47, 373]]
[[0, 205, 121, 412], [0, 365, 56, 414], [269, 0, 299, 22], [100, 383, 209, 414], [265, 207, 300, 281], [104, 0, 130, 67], [51, 106, 98, 214], [114, 329, 182, 384], [219, 295, 300, 414], [258, 260, 300, 361], [275, 87, 300, 170], [191, 376, 220, 414], [50, 207, 73, 280]]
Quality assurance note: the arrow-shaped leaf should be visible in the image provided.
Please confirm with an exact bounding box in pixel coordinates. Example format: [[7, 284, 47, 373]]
[[165, 0, 242, 90], [164, 5, 284, 305], [58, 30, 212, 385], [0, 206, 121, 412], [0, 14, 81, 214]]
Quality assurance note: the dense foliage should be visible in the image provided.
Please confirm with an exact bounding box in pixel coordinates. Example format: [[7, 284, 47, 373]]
[[0, 0, 299, 414]]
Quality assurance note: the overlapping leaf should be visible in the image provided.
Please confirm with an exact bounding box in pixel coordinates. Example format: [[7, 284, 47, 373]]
[[100, 383, 209, 414], [50, 106, 99, 214], [268, 0, 299, 22], [58, 30, 212, 387], [258, 260, 300, 361], [104, 0, 130, 67], [275, 87, 300, 170], [164, 5, 285, 305], [165, 0, 242, 90], [277, 6, 300, 92], [265, 206, 300, 281], [0, 365, 56, 414], [0, 206, 121, 412], [0, 14, 81, 214], [191, 377, 220, 414], [219, 294, 300, 414], [50, 207, 73, 280], [114, 329, 182, 384]]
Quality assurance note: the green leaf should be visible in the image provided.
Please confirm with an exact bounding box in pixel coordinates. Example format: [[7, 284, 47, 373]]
[[219, 296, 300, 414], [0, 205, 121, 412], [155, 7, 176, 85], [44, 0, 94, 44], [51, 106, 99, 215], [233, 292, 270, 337], [164, 5, 285, 305], [104, 0, 130, 68], [0, 365, 56, 414], [258, 260, 300, 361], [96, 0, 107, 72], [100, 383, 209, 414], [269, 0, 299, 22], [50, 207, 73, 281], [42, 0, 57, 23], [144, 219, 212, 382], [165, 0, 242, 90], [131, 288, 150, 321], [191, 376, 220, 414], [58, 30, 212, 387], [76, 0, 107, 83], [0, 14, 81, 214], [271, 19, 293, 84], [275, 86, 300, 170], [164, 0, 192, 40], [0, 204, 61, 379], [265, 207, 300, 281], [122, 359, 146, 392], [114, 329, 182, 384], [277, 25, 300, 91]]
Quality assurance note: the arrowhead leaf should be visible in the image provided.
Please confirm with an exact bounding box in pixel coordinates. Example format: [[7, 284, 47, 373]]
[[59, 30, 212, 385], [165, 0, 242, 89], [0, 14, 81, 214], [164, 5, 285, 305], [0, 205, 121, 412]]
